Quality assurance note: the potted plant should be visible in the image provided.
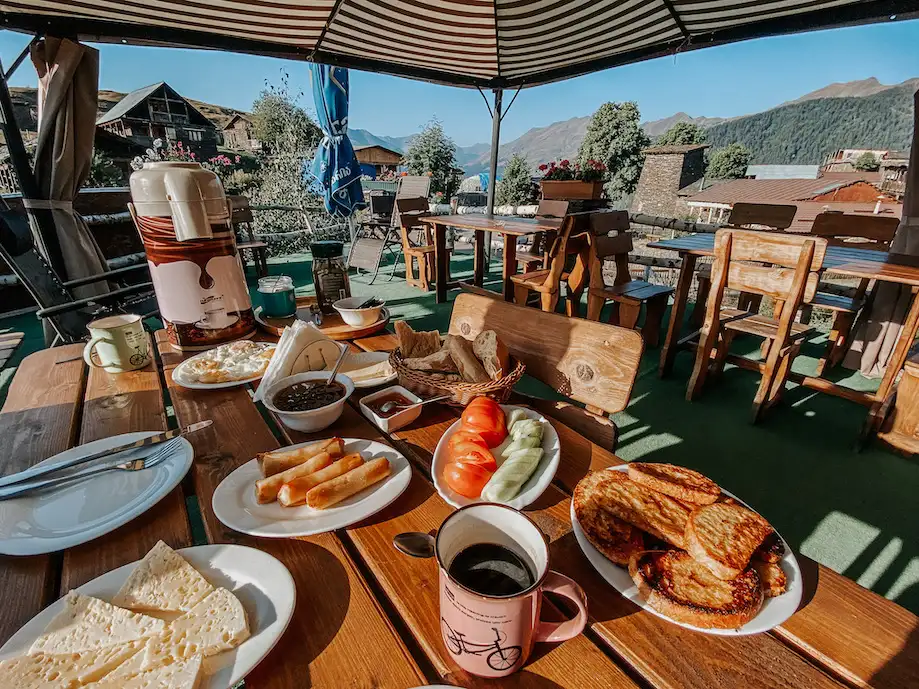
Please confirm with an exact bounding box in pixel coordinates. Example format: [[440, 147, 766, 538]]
[[537, 159, 606, 200]]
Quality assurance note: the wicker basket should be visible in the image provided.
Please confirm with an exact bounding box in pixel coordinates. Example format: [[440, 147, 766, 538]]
[[388, 348, 525, 406]]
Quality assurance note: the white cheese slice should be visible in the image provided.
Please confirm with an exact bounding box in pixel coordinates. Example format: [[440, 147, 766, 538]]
[[339, 359, 394, 382], [0, 639, 146, 687], [28, 593, 165, 655], [112, 541, 214, 613], [88, 654, 203, 689]]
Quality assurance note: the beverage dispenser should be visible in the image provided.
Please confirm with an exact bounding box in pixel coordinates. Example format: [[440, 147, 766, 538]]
[[129, 161, 255, 350]]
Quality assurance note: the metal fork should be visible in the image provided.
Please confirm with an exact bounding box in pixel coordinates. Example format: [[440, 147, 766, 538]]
[[0, 438, 182, 501]]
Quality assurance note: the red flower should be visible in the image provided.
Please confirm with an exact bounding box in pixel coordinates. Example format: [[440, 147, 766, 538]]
[[538, 164, 548, 171], [560, 159, 570, 167]]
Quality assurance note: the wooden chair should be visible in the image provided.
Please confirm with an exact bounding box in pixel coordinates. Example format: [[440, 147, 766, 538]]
[[686, 229, 827, 423], [228, 195, 269, 278], [691, 202, 798, 326], [584, 211, 673, 347], [516, 200, 570, 271], [394, 197, 450, 291], [509, 215, 576, 312], [808, 212, 899, 375], [448, 292, 644, 449]]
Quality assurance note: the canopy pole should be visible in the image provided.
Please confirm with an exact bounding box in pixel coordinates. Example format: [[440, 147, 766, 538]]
[[485, 88, 502, 219]]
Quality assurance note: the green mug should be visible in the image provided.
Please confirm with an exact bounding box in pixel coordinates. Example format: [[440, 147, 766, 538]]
[[258, 276, 297, 317]]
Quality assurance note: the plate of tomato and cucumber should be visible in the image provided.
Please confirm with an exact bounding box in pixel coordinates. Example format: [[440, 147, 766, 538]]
[[431, 397, 560, 510]]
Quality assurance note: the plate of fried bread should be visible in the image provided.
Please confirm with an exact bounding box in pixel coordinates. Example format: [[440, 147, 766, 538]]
[[0, 541, 295, 688], [172, 340, 275, 389], [571, 463, 801, 635]]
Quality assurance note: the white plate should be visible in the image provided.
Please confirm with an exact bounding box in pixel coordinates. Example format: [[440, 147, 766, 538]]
[[571, 466, 803, 635], [172, 343, 275, 390], [337, 351, 398, 389], [0, 432, 194, 556], [432, 405, 560, 510], [211, 438, 412, 537], [0, 544, 295, 689]]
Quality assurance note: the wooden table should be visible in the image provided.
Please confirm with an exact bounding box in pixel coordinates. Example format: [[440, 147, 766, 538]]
[[1, 330, 917, 688], [648, 234, 919, 436], [420, 214, 562, 303]]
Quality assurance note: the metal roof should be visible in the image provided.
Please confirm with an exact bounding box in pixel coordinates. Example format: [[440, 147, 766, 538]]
[[686, 177, 857, 204], [746, 164, 820, 179], [96, 82, 164, 125], [1, 1, 916, 89]]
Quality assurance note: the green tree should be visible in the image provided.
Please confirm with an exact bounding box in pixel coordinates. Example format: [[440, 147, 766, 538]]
[[85, 151, 125, 188], [707, 143, 752, 179], [495, 154, 534, 206], [403, 120, 463, 198], [250, 73, 322, 155], [854, 152, 880, 171], [577, 101, 650, 200], [657, 121, 706, 146]]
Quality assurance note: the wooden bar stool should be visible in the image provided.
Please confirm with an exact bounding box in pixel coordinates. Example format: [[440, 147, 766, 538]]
[[228, 195, 269, 278], [510, 215, 575, 312]]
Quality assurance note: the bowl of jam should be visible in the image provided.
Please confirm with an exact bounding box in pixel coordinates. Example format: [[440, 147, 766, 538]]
[[263, 371, 355, 432], [359, 385, 423, 433]]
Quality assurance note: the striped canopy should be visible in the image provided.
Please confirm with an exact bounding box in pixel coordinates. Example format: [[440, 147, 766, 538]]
[[1, 1, 914, 88]]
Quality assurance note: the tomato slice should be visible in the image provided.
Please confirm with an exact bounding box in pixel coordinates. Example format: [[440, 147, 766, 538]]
[[460, 397, 507, 448], [449, 443, 497, 473], [448, 429, 489, 453], [443, 461, 492, 498]]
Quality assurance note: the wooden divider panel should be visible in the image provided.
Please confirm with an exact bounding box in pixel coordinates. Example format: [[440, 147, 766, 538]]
[[155, 331, 425, 689], [0, 345, 84, 645]]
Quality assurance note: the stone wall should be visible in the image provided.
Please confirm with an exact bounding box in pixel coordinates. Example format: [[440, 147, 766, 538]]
[[630, 147, 706, 219]]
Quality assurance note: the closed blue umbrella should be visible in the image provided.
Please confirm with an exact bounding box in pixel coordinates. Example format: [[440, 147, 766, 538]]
[[310, 63, 365, 217]]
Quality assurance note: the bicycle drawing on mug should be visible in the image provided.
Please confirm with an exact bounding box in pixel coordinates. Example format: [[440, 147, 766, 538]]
[[440, 618, 522, 671]]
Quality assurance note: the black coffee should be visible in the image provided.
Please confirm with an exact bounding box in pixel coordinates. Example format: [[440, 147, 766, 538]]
[[448, 543, 536, 597]]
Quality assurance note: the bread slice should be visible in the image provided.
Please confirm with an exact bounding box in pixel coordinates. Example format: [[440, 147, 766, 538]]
[[575, 497, 644, 565], [0, 640, 146, 687], [574, 471, 690, 548], [445, 335, 490, 383], [112, 541, 214, 613], [629, 550, 763, 629], [627, 463, 720, 505], [752, 560, 788, 598], [403, 347, 458, 373], [472, 330, 510, 380], [28, 593, 165, 655], [89, 654, 203, 689], [685, 502, 774, 580], [753, 531, 785, 564], [395, 320, 441, 359]]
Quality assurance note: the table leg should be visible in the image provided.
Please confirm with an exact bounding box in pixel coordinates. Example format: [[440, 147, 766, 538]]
[[863, 285, 919, 438], [659, 253, 697, 378], [502, 234, 516, 301], [434, 223, 448, 304], [473, 229, 485, 287]]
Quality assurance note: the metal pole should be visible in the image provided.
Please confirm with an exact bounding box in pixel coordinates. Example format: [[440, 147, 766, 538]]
[[485, 88, 502, 268]]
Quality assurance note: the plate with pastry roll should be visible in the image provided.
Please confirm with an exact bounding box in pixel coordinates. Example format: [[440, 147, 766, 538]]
[[212, 437, 412, 537], [570, 463, 802, 635]]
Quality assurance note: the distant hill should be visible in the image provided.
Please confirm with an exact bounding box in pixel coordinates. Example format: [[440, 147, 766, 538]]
[[641, 111, 729, 138], [781, 77, 919, 105]]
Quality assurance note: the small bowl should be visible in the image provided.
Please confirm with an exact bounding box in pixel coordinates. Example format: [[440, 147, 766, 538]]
[[333, 297, 385, 327], [359, 385, 422, 433], [263, 371, 355, 433]]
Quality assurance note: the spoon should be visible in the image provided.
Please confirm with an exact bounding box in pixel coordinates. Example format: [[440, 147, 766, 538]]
[[378, 394, 453, 415], [393, 531, 435, 558], [326, 345, 349, 385]]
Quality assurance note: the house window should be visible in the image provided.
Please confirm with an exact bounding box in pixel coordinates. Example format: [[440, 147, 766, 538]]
[[165, 127, 177, 141], [187, 130, 203, 142]]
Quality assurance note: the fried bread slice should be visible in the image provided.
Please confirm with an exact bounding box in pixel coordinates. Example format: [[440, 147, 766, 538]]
[[752, 560, 788, 598], [686, 502, 773, 580], [629, 550, 763, 629], [627, 463, 721, 505], [574, 470, 690, 548], [753, 531, 785, 564], [574, 479, 644, 565]]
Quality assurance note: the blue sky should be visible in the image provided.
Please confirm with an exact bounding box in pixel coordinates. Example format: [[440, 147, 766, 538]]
[[2, 18, 918, 147]]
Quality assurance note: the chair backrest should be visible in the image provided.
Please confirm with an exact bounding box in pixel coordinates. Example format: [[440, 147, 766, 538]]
[[810, 212, 899, 248], [589, 210, 630, 235], [448, 292, 643, 414], [727, 202, 797, 230], [395, 197, 431, 247], [227, 195, 256, 241], [396, 175, 431, 199], [537, 199, 569, 219], [711, 228, 827, 304], [369, 192, 395, 218]]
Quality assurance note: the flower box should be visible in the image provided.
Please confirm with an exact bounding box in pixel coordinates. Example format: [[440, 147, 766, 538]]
[[540, 180, 604, 200]]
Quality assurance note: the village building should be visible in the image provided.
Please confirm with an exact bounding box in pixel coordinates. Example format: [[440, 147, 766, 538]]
[[222, 114, 261, 152], [96, 82, 219, 158], [354, 144, 403, 178], [822, 148, 894, 172], [629, 144, 708, 218]]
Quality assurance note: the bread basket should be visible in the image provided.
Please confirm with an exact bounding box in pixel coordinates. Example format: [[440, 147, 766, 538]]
[[388, 348, 525, 406]]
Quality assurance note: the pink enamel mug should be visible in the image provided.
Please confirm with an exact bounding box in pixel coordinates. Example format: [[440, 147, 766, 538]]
[[434, 503, 588, 678]]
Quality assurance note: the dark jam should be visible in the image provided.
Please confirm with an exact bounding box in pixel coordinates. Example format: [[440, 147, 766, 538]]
[[369, 392, 414, 418], [272, 381, 345, 411]]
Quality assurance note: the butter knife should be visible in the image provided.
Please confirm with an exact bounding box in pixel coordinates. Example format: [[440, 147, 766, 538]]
[[0, 420, 213, 488]]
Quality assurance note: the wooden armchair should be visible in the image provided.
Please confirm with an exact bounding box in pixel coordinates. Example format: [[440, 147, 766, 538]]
[[449, 292, 644, 449], [687, 229, 827, 423], [228, 195, 269, 278], [394, 197, 450, 291], [509, 215, 576, 312], [516, 200, 570, 271], [808, 212, 899, 375]]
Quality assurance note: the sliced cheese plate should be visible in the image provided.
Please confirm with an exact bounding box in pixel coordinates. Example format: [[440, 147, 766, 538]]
[[0, 544, 296, 689], [212, 438, 412, 537], [570, 465, 803, 636]]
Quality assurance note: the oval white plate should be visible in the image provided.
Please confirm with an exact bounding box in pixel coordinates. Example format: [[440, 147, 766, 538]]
[[0, 544, 295, 689], [0, 432, 193, 556], [571, 465, 803, 636], [212, 438, 412, 537], [432, 405, 560, 510], [337, 351, 398, 389], [172, 343, 275, 390]]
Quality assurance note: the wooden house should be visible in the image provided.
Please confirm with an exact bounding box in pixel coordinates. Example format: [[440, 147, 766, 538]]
[[96, 82, 219, 158], [355, 144, 402, 178], [222, 114, 261, 152]]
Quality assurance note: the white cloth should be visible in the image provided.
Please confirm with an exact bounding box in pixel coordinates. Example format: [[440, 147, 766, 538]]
[[253, 320, 343, 402]]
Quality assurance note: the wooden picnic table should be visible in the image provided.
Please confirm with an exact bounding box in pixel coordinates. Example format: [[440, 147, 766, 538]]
[[420, 214, 563, 303], [648, 233, 919, 437], [1, 327, 917, 688]]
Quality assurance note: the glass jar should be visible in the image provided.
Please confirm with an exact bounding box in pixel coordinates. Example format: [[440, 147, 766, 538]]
[[311, 241, 351, 313], [257, 275, 296, 318]]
